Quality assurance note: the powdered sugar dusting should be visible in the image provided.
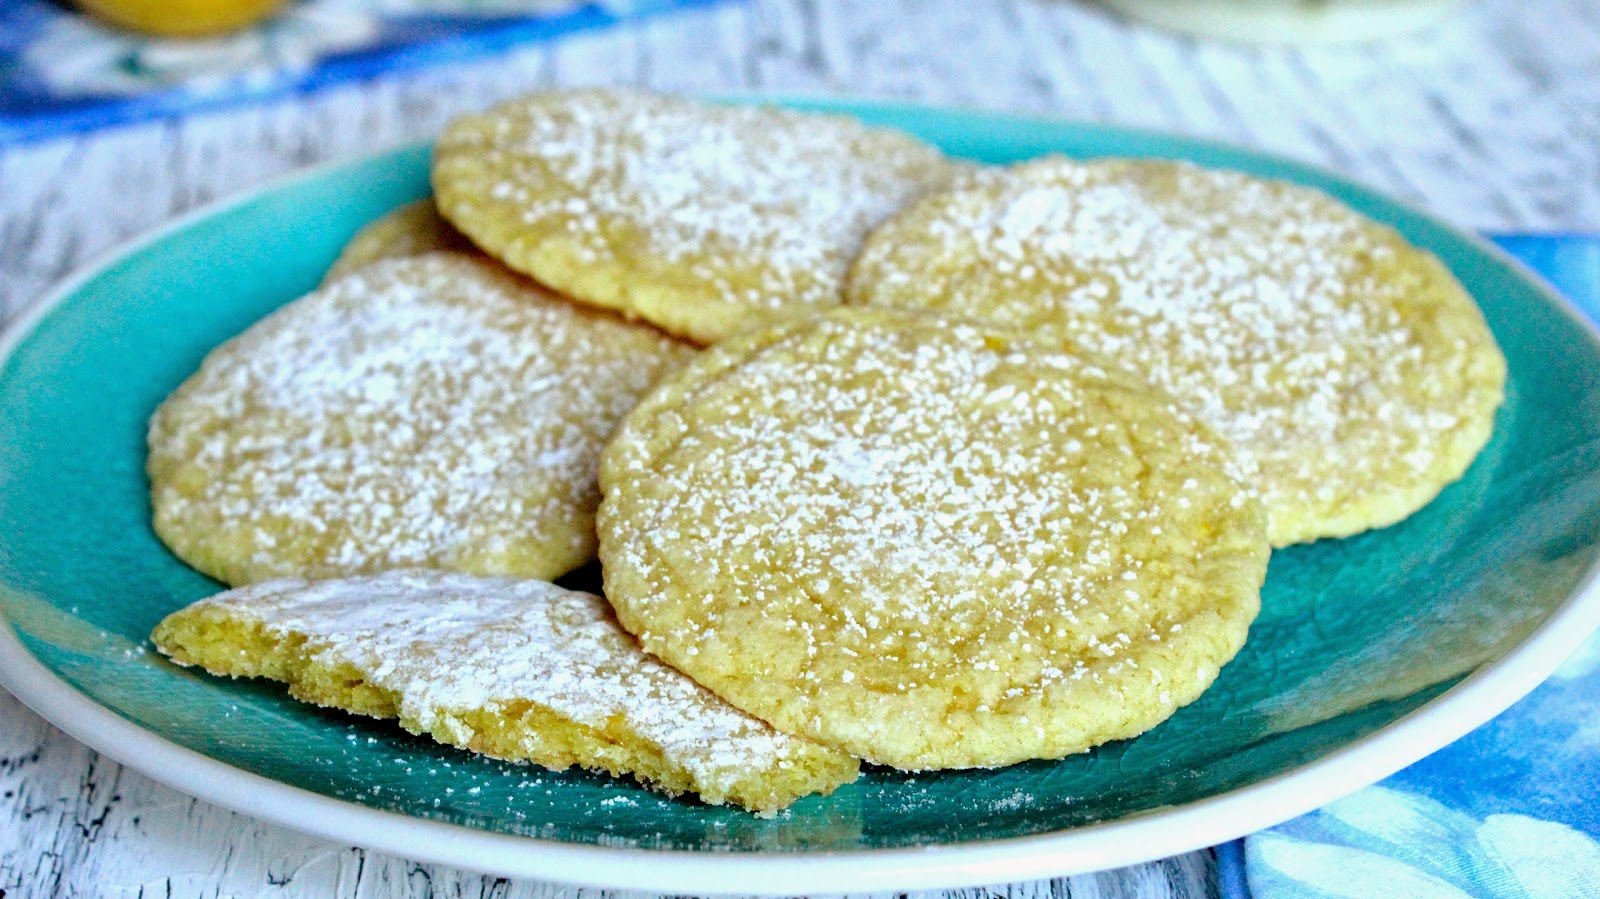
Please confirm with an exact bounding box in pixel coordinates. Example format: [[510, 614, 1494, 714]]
[[943, 161, 1385, 448], [624, 320, 1190, 676], [601, 309, 1266, 766], [189, 571, 823, 793], [149, 252, 694, 583], [851, 158, 1505, 543], [437, 90, 959, 317]]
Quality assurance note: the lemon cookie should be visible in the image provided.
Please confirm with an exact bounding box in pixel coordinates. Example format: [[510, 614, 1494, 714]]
[[149, 253, 695, 586], [848, 158, 1507, 546], [432, 89, 962, 344], [598, 308, 1269, 770], [323, 198, 475, 282], [151, 570, 859, 814]]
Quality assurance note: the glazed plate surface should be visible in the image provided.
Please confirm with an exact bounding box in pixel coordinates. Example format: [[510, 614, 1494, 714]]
[[3, 99, 1599, 893]]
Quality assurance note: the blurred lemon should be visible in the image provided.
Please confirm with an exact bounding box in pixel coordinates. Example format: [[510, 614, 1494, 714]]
[[77, 0, 287, 37]]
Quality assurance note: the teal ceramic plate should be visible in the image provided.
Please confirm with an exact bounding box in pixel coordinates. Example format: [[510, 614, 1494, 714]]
[[3, 99, 1600, 894]]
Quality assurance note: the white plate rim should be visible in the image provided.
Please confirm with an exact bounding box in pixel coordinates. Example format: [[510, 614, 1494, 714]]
[[2, 102, 1600, 894]]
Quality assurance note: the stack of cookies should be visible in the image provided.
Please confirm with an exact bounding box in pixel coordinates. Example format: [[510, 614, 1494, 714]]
[[147, 89, 1506, 815]]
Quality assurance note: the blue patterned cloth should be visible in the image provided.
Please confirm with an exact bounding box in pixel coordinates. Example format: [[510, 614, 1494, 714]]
[[1231, 234, 1600, 899], [0, 0, 726, 144]]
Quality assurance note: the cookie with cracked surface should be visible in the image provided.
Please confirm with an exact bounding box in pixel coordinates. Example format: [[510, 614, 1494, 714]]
[[432, 89, 965, 344], [322, 198, 477, 283], [597, 308, 1269, 770], [151, 570, 859, 814], [148, 253, 696, 586], [847, 157, 1507, 546]]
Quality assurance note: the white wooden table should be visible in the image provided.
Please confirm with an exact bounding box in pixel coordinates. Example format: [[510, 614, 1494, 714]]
[[3, 0, 1598, 895]]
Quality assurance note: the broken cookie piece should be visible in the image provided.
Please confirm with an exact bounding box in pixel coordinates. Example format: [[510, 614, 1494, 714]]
[[151, 570, 859, 814]]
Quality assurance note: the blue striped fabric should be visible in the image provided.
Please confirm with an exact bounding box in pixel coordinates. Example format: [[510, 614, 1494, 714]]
[[0, 0, 729, 144]]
